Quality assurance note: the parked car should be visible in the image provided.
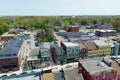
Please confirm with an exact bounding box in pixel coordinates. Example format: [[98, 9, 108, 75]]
[[66, 65, 72, 68]]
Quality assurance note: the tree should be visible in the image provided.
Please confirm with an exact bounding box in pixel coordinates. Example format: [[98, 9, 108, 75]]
[[112, 20, 120, 29], [2, 23, 10, 32], [81, 19, 88, 25], [0, 26, 4, 35], [46, 33, 55, 42], [93, 20, 97, 24]]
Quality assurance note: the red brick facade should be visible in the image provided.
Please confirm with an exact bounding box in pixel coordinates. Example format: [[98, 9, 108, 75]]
[[95, 31, 117, 37], [52, 47, 57, 62], [0, 58, 19, 72], [0, 36, 14, 42], [78, 62, 117, 80], [0, 51, 24, 73], [68, 26, 80, 32]]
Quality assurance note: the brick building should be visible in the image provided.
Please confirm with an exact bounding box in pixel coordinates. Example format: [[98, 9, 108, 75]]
[[50, 43, 66, 64], [78, 58, 117, 80], [0, 36, 25, 72], [95, 30, 117, 37], [0, 34, 15, 42], [68, 26, 80, 32]]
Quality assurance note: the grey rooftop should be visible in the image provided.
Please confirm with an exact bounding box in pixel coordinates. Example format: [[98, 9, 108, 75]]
[[79, 58, 113, 75], [0, 36, 24, 59]]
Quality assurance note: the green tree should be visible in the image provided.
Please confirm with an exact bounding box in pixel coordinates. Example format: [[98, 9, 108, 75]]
[[0, 26, 4, 35], [112, 18, 120, 28], [81, 19, 88, 25], [46, 33, 55, 42], [2, 23, 10, 32], [93, 20, 97, 24]]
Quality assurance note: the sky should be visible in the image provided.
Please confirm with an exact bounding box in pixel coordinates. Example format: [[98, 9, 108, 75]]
[[0, 0, 120, 16]]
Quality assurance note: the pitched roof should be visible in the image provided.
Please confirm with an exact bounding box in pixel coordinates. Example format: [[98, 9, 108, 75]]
[[79, 43, 87, 50], [84, 41, 97, 50]]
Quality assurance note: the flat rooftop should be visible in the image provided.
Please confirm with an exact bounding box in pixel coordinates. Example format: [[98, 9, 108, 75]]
[[79, 59, 113, 75], [1, 72, 40, 80], [93, 40, 111, 46], [52, 71, 63, 80], [0, 37, 24, 59], [97, 29, 116, 32], [43, 73, 54, 80], [1, 34, 15, 37], [63, 42, 78, 47], [64, 68, 84, 80], [70, 26, 79, 27], [41, 52, 50, 58], [27, 48, 40, 61], [41, 42, 50, 49]]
